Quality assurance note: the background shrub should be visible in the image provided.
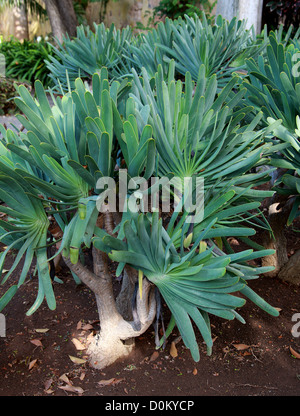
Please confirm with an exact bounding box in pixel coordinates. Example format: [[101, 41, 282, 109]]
[[0, 77, 31, 115], [0, 37, 55, 87]]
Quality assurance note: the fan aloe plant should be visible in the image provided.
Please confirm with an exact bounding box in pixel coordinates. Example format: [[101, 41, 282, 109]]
[[101, 210, 278, 362], [45, 13, 268, 91], [241, 31, 300, 283], [130, 61, 280, 237], [154, 12, 267, 89], [243, 31, 300, 132], [45, 22, 133, 91], [116, 18, 177, 81], [242, 31, 300, 208], [0, 64, 279, 369], [264, 118, 300, 224]]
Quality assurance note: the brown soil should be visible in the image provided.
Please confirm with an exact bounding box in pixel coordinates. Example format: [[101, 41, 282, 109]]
[[0, 232, 300, 399]]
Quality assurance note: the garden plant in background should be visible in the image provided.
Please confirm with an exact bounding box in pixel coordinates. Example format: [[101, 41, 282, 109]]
[[148, 13, 267, 89], [0, 37, 55, 87], [265, 1, 300, 34], [0, 35, 53, 115], [151, 0, 216, 21], [0, 77, 31, 114]]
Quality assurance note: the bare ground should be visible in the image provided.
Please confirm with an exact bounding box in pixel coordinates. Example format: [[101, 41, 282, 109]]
[[0, 254, 299, 398]]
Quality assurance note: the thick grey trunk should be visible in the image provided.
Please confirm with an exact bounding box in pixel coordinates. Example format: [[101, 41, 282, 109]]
[[62, 212, 157, 369], [63, 250, 157, 369], [88, 274, 156, 369]]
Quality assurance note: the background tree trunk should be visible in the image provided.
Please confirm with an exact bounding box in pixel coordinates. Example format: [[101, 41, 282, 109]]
[[13, 1, 29, 41], [216, 0, 238, 22], [44, 0, 78, 43], [238, 0, 263, 34], [216, 0, 263, 33]]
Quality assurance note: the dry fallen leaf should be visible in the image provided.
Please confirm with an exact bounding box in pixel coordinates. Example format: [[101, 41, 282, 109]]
[[35, 328, 49, 333], [149, 351, 159, 362], [59, 373, 71, 384], [290, 346, 300, 359], [28, 359, 37, 370], [82, 324, 94, 331], [170, 341, 178, 358], [232, 343, 250, 351], [86, 332, 94, 344], [97, 378, 116, 387], [192, 368, 198, 376], [98, 378, 124, 387], [44, 378, 53, 391], [58, 385, 84, 394], [69, 355, 86, 365], [76, 321, 82, 330], [30, 339, 43, 348], [71, 338, 86, 351]]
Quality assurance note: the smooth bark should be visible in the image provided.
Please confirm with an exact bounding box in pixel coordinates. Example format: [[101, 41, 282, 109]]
[[44, 0, 77, 43], [62, 212, 157, 369], [13, 2, 29, 41], [216, 0, 263, 33]]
